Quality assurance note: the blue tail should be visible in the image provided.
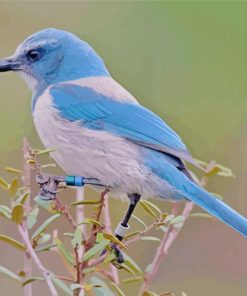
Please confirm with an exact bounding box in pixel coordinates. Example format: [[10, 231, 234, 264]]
[[147, 152, 247, 238], [182, 180, 247, 238]]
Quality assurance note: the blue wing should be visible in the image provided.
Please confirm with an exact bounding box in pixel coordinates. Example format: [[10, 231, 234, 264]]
[[50, 82, 197, 166]]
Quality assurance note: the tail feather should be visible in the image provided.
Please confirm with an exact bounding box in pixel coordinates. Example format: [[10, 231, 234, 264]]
[[183, 181, 247, 238]]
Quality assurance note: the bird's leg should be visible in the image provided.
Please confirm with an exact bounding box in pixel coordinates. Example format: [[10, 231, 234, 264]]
[[112, 193, 141, 264]]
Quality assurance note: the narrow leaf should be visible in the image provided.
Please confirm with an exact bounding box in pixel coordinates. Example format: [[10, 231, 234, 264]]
[[70, 283, 81, 291], [143, 291, 159, 296], [90, 276, 114, 296], [140, 236, 161, 242], [140, 200, 156, 218], [22, 277, 44, 286], [132, 215, 148, 229], [71, 227, 83, 248], [83, 239, 109, 261], [0, 234, 26, 251], [0, 177, 9, 189], [78, 218, 103, 227], [0, 266, 21, 282], [125, 231, 141, 239], [52, 276, 73, 296], [122, 252, 143, 275], [32, 213, 61, 239], [0, 205, 11, 219], [170, 215, 186, 226], [5, 167, 23, 174], [18, 192, 30, 205], [123, 276, 143, 284], [110, 282, 125, 296], [35, 243, 56, 253], [190, 213, 213, 219], [55, 238, 74, 265], [11, 204, 24, 224], [36, 148, 56, 155], [27, 207, 39, 230], [9, 177, 18, 197], [37, 233, 51, 245], [103, 233, 127, 249], [140, 200, 161, 214], [72, 199, 100, 206]]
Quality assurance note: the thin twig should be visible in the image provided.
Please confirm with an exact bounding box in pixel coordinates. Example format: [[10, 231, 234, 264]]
[[22, 138, 33, 296], [18, 225, 59, 296], [139, 178, 208, 294], [103, 193, 120, 284]]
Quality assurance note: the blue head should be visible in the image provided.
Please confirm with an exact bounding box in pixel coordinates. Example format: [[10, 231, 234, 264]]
[[0, 28, 110, 94]]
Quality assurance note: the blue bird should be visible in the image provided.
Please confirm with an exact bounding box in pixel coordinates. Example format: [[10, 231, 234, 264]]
[[0, 28, 247, 241]]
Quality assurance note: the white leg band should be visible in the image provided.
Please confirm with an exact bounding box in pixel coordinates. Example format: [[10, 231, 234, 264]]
[[115, 223, 129, 238]]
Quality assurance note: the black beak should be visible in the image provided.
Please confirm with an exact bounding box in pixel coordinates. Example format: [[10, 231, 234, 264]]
[[0, 57, 21, 72]]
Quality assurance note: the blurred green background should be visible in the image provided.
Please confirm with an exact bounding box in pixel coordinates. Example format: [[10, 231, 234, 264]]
[[0, 1, 247, 295]]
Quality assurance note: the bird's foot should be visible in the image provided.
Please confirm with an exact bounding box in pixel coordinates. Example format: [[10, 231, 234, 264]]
[[111, 243, 124, 265]]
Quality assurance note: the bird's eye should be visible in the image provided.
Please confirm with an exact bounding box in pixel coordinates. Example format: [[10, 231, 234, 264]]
[[26, 49, 42, 62]]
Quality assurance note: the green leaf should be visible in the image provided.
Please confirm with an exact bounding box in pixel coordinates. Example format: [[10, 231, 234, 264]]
[[70, 283, 81, 291], [0, 177, 9, 189], [102, 232, 127, 249], [83, 267, 98, 274], [0, 234, 26, 251], [131, 215, 148, 229], [51, 276, 73, 296], [55, 238, 74, 265], [125, 231, 141, 239], [140, 200, 157, 218], [143, 291, 159, 296], [0, 266, 21, 282], [170, 215, 186, 229], [123, 276, 143, 284], [41, 163, 57, 169], [5, 167, 23, 174], [32, 213, 61, 239], [83, 239, 109, 261], [35, 243, 56, 253], [78, 218, 103, 227], [27, 207, 39, 230], [71, 227, 83, 248], [36, 148, 56, 155], [9, 177, 18, 197], [0, 205, 11, 219], [122, 252, 143, 275], [140, 236, 161, 242], [103, 252, 116, 264], [34, 195, 55, 212], [22, 276, 44, 286], [63, 232, 74, 238], [140, 200, 161, 214], [18, 192, 30, 205], [11, 204, 24, 224], [190, 213, 213, 219], [90, 276, 115, 296], [72, 199, 100, 206], [110, 282, 125, 296], [37, 233, 51, 245]]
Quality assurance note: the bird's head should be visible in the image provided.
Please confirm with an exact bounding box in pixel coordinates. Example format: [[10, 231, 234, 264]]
[[0, 28, 109, 93]]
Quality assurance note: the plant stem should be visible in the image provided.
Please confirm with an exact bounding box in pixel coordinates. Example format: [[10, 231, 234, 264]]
[[22, 138, 34, 296], [18, 225, 59, 296]]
